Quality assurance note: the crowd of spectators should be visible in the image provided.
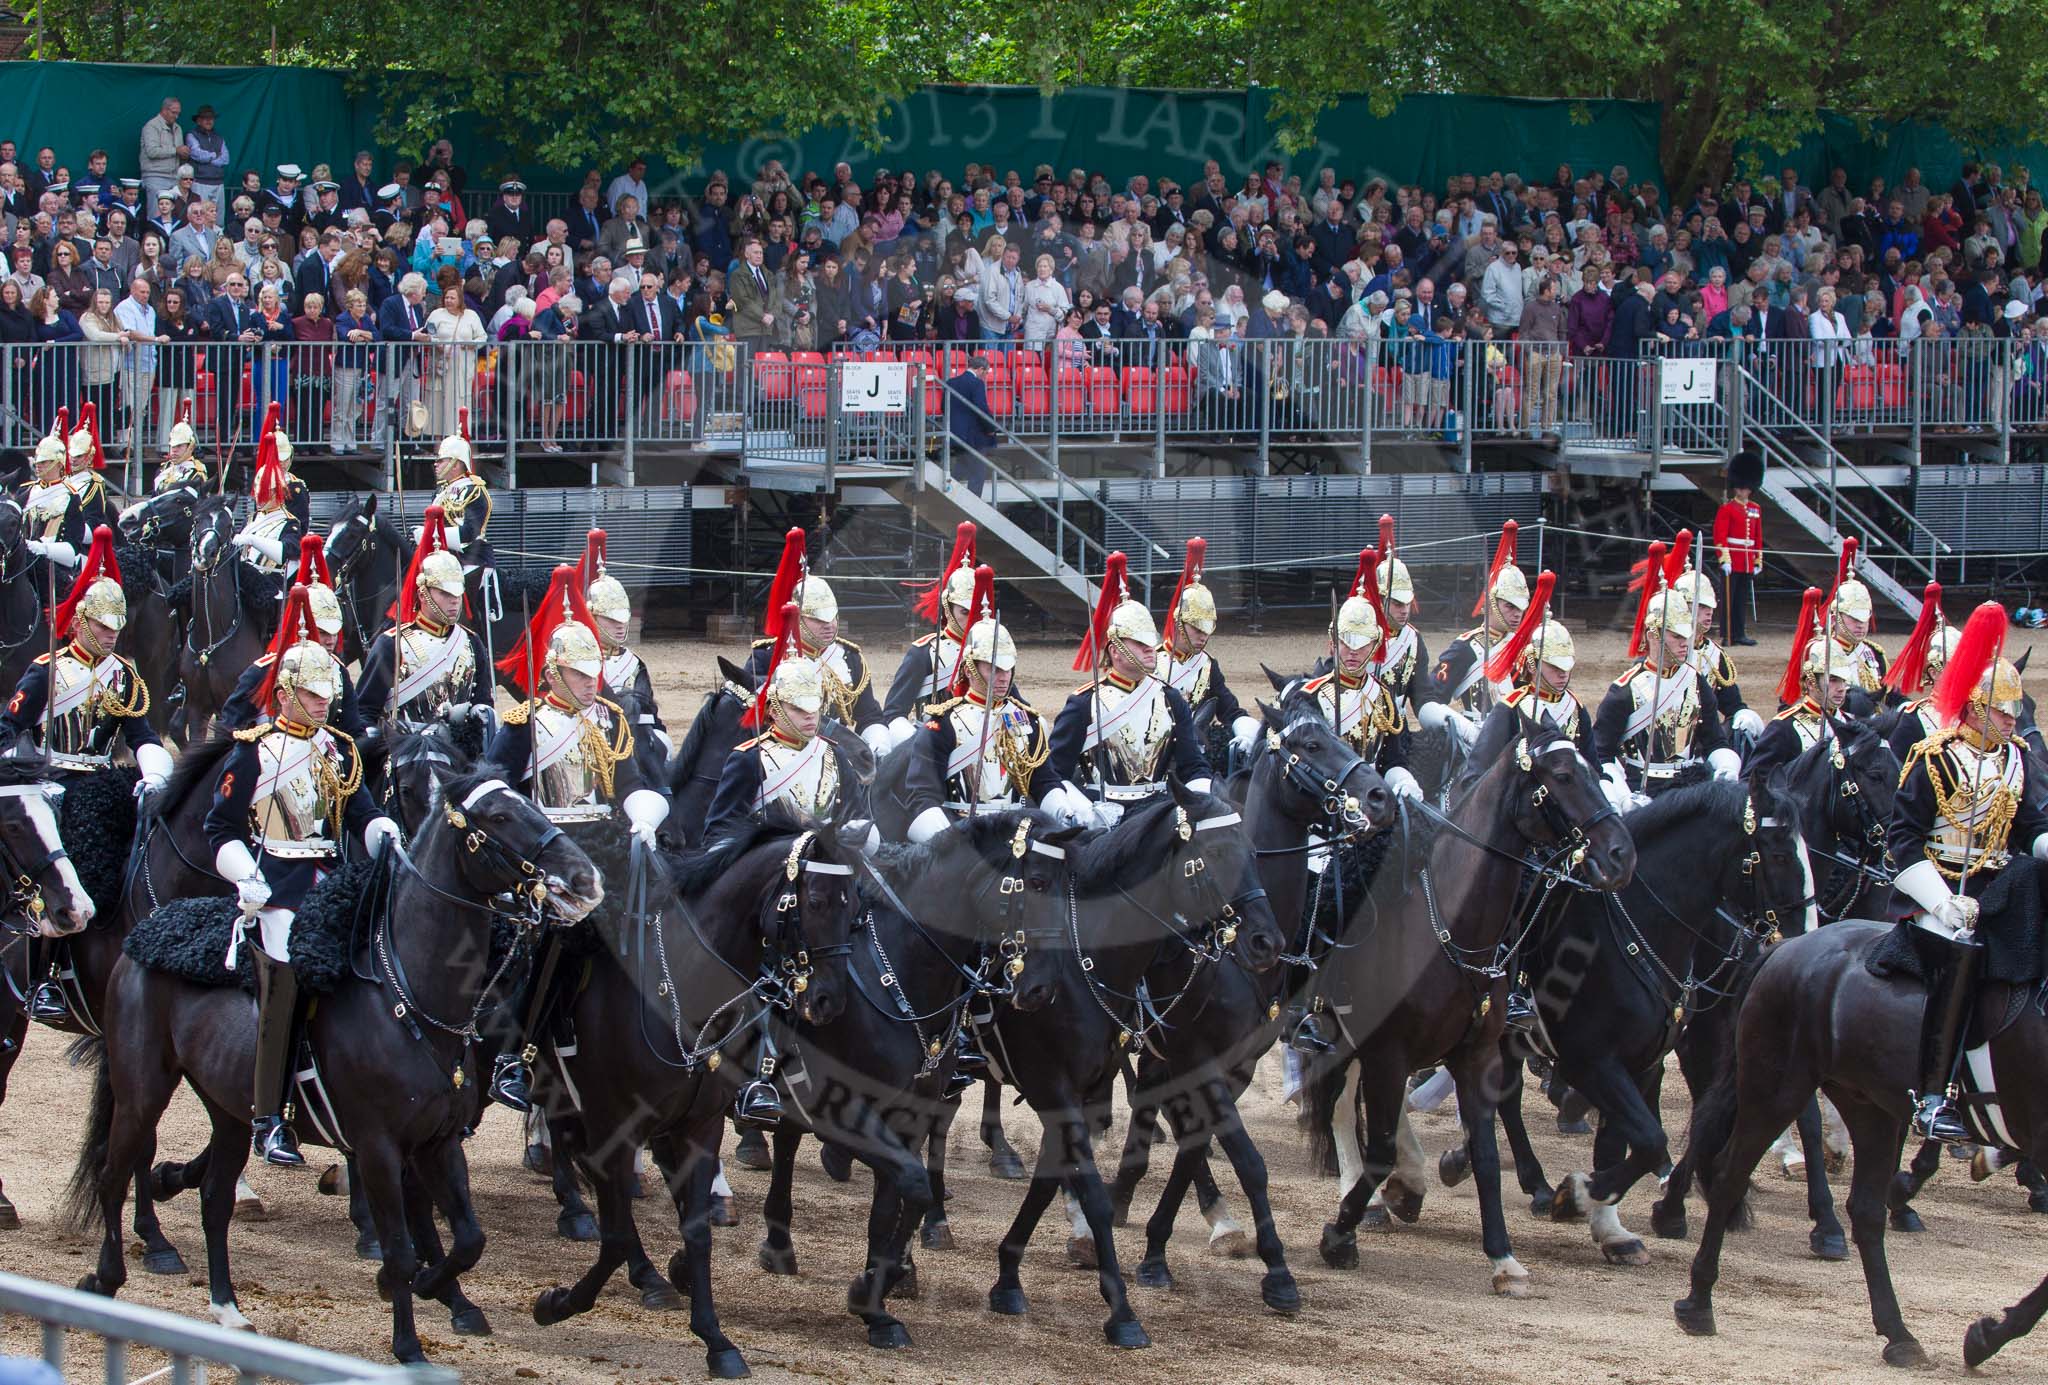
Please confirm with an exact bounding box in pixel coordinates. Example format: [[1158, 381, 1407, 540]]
[[6, 91, 2048, 457]]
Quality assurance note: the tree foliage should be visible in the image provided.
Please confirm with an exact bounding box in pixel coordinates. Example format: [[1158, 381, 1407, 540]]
[[24, 0, 2048, 189]]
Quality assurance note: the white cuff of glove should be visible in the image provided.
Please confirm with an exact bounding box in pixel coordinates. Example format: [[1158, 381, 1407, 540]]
[[907, 805, 951, 844], [1417, 701, 1451, 733], [1599, 776, 1632, 815], [216, 837, 260, 884], [885, 716, 918, 750], [622, 788, 669, 841], [1230, 714, 1262, 751], [2034, 833, 2048, 863], [1707, 747, 1741, 780], [240, 535, 283, 562], [1449, 711, 1480, 746], [36, 540, 77, 567], [859, 723, 894, 755], [134, 742, 173, 790], [1044, 782, 1093, 828], [1385, 765, 1423, 800], [1731, 708, 1765, 738], [362, 816, 402, 856], [1894, 858, 1957, 920]]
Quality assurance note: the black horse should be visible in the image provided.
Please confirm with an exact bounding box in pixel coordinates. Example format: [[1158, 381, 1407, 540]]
[[1673, 904, 2048, 1369], [177, 495, 274, 739], [117, 482, 200, 593], [1306, 722, 1636, 1295], [752, 809, 1074, 1348], [528, 815, 859, 1379], [321, 492, 410, 666], [1102, 696, 1394, 1293], [982, 776, 1287, 1348], [1455, 774, 1815, 1266], [68, 767, 603, 1363], [0, 499, 48, 701], [662, 657, 754, 850]]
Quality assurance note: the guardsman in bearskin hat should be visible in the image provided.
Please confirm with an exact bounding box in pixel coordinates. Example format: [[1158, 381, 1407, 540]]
[[154, 397, 208, 492], [1823, 537, 1890, 715], [743, 526, 890, 754], [575, 528, 669, 759], [227, 403, 306, 605], [1047, 551, 1213, 827], [63, 402, 113, 536], [221, 535, 365, 737], [1888, 603, 2048, 1143], [20, 409, 87, 571], [709, 599, 872, 842], [903, 565, 1056, 842], [205, 582, 402, 1164], [1593, 544, 1739, 802], [882, 522, 983, 745], [1428, 520, 1528, 745], [357, 504, 494, 733], [1880, 581, 1957, 765], [1711, 448, 1764, 646], [1459, 571, 1601, 796], [4, 525, 173, 1026], [1746, 587, 1857, 779], [482, 563, 668, 1111], [1156, 537, 1263, 772]]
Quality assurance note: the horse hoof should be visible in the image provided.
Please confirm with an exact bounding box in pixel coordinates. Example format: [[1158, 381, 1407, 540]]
[[1439, 1147, 1472, 1187], [451, 1305, 492, 1336], [1551, 1174, 1588, 1223], [1387, 1187, 1425, 1223], [988, 1286, 1028, 1316], [1358, 1204, 1395, 1234], [142, 1246, 188, 1277], [921, 1221, 954, 1252], [1673, 1297, 1716, 1336], [1066, 1236, 1097, 1269], [0, 1200, 17, 1231], [709, 1195, 736, 1228], [758, 1243, 798, 1276], [820, 1144, 854, 1183], [1135, 1257, 1173, 1290], [1207, 1227, 1253, 1259], [1649, 1204, 1687, 1241], [75, 1273, 104, 1296], [1881, 1338, 1929, 1369], [1965, 1315, 2002, 1368], [666, 1250, 693, 1297], [532, 1287, 575, 1327], [395, 1347, 428, 1366], [867, 1321, 913, 1350], [233, 1195, 269, 1223], [1492, 1268, 1532, 1298], [732, 1132, 772, 1172], [1261, 1269, 1302, 1317], [1104, 1319, 1151, 1350], [1110, 1198, 1130, 1229], [988, 1148, 1027, 1180], [1810, 1228, 1849, 1261], [640, 1284, 685, 1311], [1318, 1224, 1359, 1271], [1601, 1238, 1651, 1267], [706, 1347, 751, 1379], [1889, 1206, 1926, 1234], [354, 1231, 383, 1262], [557, 1211, 599, 1243], [1529, 1190, 1556, 1220]]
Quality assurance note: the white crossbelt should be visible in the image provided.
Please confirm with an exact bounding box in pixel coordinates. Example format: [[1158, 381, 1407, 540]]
[[756, 736, 827, 806], [532, 711, 588, 775], [47, 657, 123, 720], [1622, 674, 1693, 743], [391, 631, 465, 708], [1080, 678, 1161, 753]]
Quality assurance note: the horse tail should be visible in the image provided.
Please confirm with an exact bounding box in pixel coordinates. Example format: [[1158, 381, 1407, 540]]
[[1302, 1055, 1348, 1177], [61, 1035, 112, 1233]]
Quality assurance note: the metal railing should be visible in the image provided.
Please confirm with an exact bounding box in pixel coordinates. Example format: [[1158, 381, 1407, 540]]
[[0, 1269, 455, 1384]]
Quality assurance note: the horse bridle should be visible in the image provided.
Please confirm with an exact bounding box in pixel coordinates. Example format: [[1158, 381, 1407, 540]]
[[327, 509, 380, 652], [186, 504, 242, 668], [0, 500, 39, 662], [1264, 716, 1381, 840], [0, 783, 73, 936]]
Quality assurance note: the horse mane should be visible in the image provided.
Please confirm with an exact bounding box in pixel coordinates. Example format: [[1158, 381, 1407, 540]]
[[869, 807, 1061, 887], [160, 734, 242, 814], [670, 804, 812, 896], [1070, 795, 1186, 890], [0, 756, 50, 789], [1621, 778, 1749, 838]]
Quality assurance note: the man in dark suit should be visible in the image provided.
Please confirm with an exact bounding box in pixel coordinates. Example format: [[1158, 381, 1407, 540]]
[[205, 269, 261, 450], [1605, 277, 1656, 436], [626, 270, 680, 429], [484, 179, 536, 245], [374, 272, 432, 446], [947, 354, 996, 499], [577, 274, 639, 437]]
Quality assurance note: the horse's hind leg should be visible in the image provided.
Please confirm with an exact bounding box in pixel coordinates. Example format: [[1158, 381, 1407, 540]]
[[1835, 1096, 1926, 1367], [990, 1129, 1063, 1316], [532, 1139, 637, 1325], [674, 1124, 746, 1378], [1794, 1096, 1847, 1259], [1965, 1266, 2048, 1366], [132, 1137, 187, 1276], [1067, 1122, 1149, 1348], [409, 1139, 492, 1336], [346, 1153, 382, 1259], [0, 1010, 22, 1227], [847, 1120, 931, 1349], [982, 1078, 1024, 1178], [192, 1102, 252, 1330], [548, 1113, 598, 1242], [1493, 1055, 1555, 1216], [1673, 1078, 1802, 1339], [1109, 1066, 1162, 1227]]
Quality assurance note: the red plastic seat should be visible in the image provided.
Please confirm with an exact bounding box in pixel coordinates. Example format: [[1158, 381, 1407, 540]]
[[986, 383, 1015, 416], [1086, 366, 1122, 414], [755, 351, 792, 401], [1056, 368, 1088, 414], [1161, 365, 1191, 412]]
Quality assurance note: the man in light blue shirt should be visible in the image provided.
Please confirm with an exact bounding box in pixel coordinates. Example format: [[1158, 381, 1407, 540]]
[[606, 158, 650, 216], [114, 276, 171, 452]]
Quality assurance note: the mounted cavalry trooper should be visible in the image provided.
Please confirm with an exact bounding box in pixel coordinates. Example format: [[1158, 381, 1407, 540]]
[[20, 409, 87, 571], [882, 521, 982, 745], [1880, 581, 1957, 765], [422, 407, 496, 619], [577, 528, 668, 759], [1297, 546, 1422, 798], [483, 564, 668, 1111], [1667, 560, 1767, 753], [226, 404, 307, 617], [63, 402, 113, 538], [1594, 551, 1739, 804], [1046, 550, 1212, 828], [206, 582, 401, 1166], [1886, 602, 2048, 1145], [1459, 571, 1602, 796], [357, 505, 494, 733], [903, 565, 1057, 842], [3, 525, 173, 1027], [154, 397, 208, 492], [1373, 514, 1439, 725], [221, 535, 366, 738], [1823, 536, 1890, 715], [744, 526, 891, 754], [708, 598, 867, 1126], [1427, 520, 1527, 747], [1746, 587, 1857, 779], [1156, 537, 1264, 773]]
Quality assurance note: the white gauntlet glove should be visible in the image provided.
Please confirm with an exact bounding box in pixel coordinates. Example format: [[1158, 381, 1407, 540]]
[[216, 839, 269, 911], [622, 788, 669, 847], [1230, 714, 1262, 755], [1731, 707, 1765, 738], [1384, 765, 1423, 801], [134, 742, 174, 793], [362, 816, 403, 857], [1707, 746, 1742, 781], [907, 805, 951, 844]]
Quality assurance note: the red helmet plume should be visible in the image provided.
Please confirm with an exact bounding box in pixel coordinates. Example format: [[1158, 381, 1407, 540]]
[[73, 401, 105, 470], [1626, 541, 1667, 659], [949, 564, 998, 696], [1777, 587, 1824, 707], [252, 583, 318, 715], [1486, 571, 1557, 684], [1379, 513, 1395, 563], [295, 533, 332, 589], [744, 601, 804, 729], [1074, 551, 1129, 672], [1932, 602, 2009, 728], [1885, 582, 1944, 696], [1349, 547, 1391, 664], [1162, 536, 1207, 647], [51, 525, 122, 642], [392, 504, 453, 624], [912, 521, 977, 624], [1472, 520, 1517, 617], [578, 528, 608, 588], [497, 564, 595, 696], [762, 526, 808, 640]]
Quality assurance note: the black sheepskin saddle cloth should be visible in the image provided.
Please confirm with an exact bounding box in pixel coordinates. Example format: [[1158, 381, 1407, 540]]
[[56, 765, 138, 921], [1866, 856, 2046, 987], [123, 859, 380, 995]]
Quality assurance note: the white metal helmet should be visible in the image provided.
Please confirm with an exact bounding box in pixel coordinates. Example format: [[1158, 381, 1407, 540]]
[[547, 618, 603, 694], [416, 548, 465, 599], [1923, 625, 1960, 683], [1334, 595, 1381, 651], [1528, 619, 1575, 672], [34, 433, 66, 471], [437, 432, 473, 469], [1107, 596, 1160, 654], [1802, 634, 1857, 684], [1376, 555, 1414, 605], [1671, 568, 1717, 612], [1831, 579, 1873, 624], [1489, 565, 1530, 612], [276, 639, 341, 706], [941, 564, 977, 620], [963, 613, 1018, 672], [1640, 589, 1695, 643], [797, 575, 838, 625], [767, 653, 825, 716], [306, 582, 344, 637], [587, 571, 630, 625]]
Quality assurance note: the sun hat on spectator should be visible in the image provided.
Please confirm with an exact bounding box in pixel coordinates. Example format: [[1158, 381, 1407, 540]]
[[2005, 300, 2029, 320]]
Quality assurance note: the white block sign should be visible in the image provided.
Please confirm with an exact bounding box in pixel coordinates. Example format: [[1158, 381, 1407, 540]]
[[840, 361, 910, 413], [1659, 357, 1717, 406]]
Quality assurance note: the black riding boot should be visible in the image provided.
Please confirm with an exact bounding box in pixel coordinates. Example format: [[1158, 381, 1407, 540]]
[[944, 1024, 988, 1101], [1504, 973, 1538, 1034], [25, 938, 72, 1027], [1283, 1001, 1333, 1055], [734, 1030, 785, 1128], [1911, 931, 1984, 1144], [249, 951, 305, 1168], [492, 936, 567, 1113]]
